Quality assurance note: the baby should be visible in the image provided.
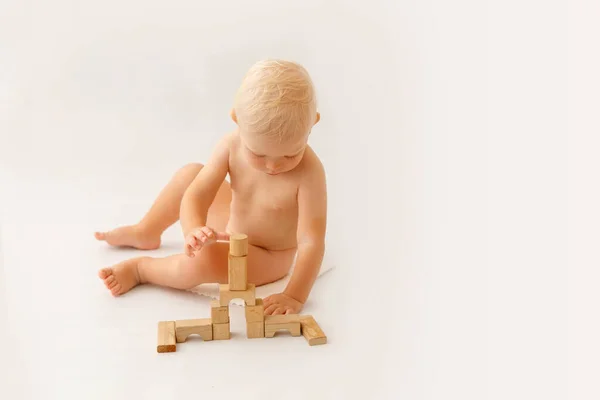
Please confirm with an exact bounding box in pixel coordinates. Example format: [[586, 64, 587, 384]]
[[95, 59, 326, 316]]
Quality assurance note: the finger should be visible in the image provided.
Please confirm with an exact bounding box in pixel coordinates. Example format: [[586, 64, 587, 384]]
[[264, 304, 279, 315], [215, 231, 231, 241], [189, 236, 199, 251], [199, 231, 211, 245], [284, 308, 293, 315], [272, 307, 285, 315], [201, 226, 215, 239]]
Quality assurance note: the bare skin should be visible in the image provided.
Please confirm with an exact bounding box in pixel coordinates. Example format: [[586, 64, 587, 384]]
[[96, 121, 327, 315]]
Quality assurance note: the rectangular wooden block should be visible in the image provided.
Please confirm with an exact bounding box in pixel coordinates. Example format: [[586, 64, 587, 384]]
[[213, 322, 230, 340], [300, 315, 327, 346], [229, 233, 248, 256], [228, 254, 247, 291], [264, 314, 301, 338], [219, 283, 256, 306], [246, 321, 265, 338], [244, 298, 264, 323], [175, 318, 213, 342], [210, 300, 229, 324], [157, 321, 176, 353], [264, 314, 300, 324]]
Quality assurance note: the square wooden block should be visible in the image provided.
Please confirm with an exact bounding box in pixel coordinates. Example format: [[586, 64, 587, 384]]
[[210, 300, 229, 324], [245, 298, 264, 323], [219, 283, 256, 306], [213, 322, 230, 340], [246, 321, 265, 338]]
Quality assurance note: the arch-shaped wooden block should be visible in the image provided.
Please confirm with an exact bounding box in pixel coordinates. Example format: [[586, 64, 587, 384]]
[[175, 319, 213, 342], [264, 314, 301, 338], [219, 283, 256, 306]]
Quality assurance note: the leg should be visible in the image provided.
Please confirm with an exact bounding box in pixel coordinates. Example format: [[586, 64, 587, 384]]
[[98, 243, 296, 295], [94, 163, 231, 249]]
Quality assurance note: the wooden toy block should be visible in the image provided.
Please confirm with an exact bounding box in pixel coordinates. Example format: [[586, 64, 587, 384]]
[[244, 298, 264, 323], [213, 322, 230, 340], [246, 321, 265, 338], [175, 318, 213, 343], [228, 254, 247, 291], [210, 300, 229, 324], [219, 283, 256, 306], [229, 233, 248, 257], [264, 314, 301, 338], [300, 315, 327, 346], [157, 321, 176, 353]]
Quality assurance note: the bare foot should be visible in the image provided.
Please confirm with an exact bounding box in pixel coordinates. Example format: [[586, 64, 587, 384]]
[[98, 258, 145, 296], [94, 225, 161, 250]]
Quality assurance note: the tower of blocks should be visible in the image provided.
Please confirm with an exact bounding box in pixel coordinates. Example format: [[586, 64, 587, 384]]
[[157, 233, 327, 353]]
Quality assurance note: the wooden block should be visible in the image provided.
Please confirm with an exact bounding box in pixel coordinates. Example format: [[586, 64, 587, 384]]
[[264, 314, 300, 324], [300, 315, 327, 346], [229, 233, 248, 256], [157, 321, 176, 353], [213, 322, 230, 340], [246, 321, 265, 338], [228, 254, 247, 291], [264, 314, 301, 338], [210, 300, 229, 324], [245, 298, 264, 323], [219, 283, 256, 306], [175, 318, 213, 342]]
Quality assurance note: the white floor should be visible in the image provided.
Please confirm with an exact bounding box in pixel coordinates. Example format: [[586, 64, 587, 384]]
[[0, 172, 343, 399]]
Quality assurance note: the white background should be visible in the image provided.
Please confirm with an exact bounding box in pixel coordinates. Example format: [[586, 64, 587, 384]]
[[0, 0, 597, 399]]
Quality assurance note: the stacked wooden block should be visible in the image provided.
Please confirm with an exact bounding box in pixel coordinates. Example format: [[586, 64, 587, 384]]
[[156, 233, 326, 353]]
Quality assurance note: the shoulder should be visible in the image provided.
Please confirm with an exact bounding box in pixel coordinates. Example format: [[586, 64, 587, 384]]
[[212, 130, 238, 157], [298, 146, 326, 189], [218, 130, 239, 150], [300, 146, 326, 180]]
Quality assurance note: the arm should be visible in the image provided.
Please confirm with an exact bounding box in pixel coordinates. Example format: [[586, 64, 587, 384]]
[[283, 161, 328, 304], [180, 135, 231, 237]]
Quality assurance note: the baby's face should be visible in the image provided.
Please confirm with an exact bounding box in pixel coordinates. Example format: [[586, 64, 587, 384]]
[[241, 131, 308, 175]]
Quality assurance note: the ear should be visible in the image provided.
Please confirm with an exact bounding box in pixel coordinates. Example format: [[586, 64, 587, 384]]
[[230, 108, 238, 124], [314, 112, 321, 125]]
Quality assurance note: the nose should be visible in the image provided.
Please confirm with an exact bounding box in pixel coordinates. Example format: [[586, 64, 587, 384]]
[[265, 159, 279, 172]]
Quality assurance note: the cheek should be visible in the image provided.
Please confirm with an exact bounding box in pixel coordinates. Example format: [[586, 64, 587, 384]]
[[284, 158, 302, 170]]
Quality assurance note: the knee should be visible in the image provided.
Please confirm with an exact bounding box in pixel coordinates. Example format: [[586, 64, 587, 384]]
[[176, 253, 225, 288]]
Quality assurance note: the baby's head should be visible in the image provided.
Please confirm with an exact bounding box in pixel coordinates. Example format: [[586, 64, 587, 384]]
[[231, 59, 320, 175]]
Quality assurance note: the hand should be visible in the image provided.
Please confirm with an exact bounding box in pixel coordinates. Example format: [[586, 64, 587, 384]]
[[263, 293, 304, 315], [185, 226, 229, 257]]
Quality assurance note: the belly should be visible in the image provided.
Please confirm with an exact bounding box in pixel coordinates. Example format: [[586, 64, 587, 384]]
[[226, 200, 298, 251]]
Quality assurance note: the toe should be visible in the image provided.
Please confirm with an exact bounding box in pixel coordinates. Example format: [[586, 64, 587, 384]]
[[106, 278, 118, 289], [111, 284, 122, 296], [98, 268, 113, 279]]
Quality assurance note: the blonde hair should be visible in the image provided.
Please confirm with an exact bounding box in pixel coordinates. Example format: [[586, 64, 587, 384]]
[[233, 59, 317, 143]]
